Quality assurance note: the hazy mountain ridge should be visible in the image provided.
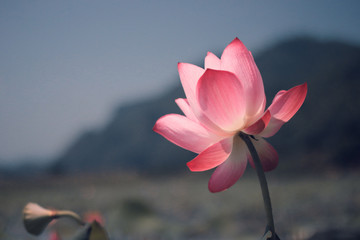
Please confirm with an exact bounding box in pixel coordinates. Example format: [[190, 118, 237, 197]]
[[256, 37, 360, 172], [45, 37, 360, 174], [51, 85, 195, 174]]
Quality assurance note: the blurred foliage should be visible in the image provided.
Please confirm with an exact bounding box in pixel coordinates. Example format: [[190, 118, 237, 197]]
[[120, 197, 154, 218], [1, 172, 359, 239]]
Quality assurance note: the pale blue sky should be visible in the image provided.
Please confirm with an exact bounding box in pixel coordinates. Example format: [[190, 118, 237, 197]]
[[1, 0, 360, 164]]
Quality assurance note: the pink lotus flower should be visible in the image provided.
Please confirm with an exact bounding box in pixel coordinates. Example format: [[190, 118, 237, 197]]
[[153, 38, 307, 193]]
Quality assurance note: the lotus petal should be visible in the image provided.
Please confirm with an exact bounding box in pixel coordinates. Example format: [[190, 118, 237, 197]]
[[221, 38, 265, 119], [208, 136, 248, 192], [243, 110, 271, 135], [153, 114, 220, 153], [187, 137, 232, 172], [205, 51, 221, 70], [197, 69, 246, 132], [261, 83, 307, 137], [248, 137, 279, 172]]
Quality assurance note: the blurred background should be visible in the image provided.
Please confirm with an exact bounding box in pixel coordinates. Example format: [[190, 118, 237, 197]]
[[1, 0, 360, 239]]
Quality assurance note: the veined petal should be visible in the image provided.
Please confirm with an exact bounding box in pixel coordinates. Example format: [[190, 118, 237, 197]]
[[178, 63, 225, 134], [175, 98, 198, 122], [243, 110, 271, 135], [268, 83, 307, 122], [153, 114, 219, 154], [260, 83, 307, 137], [205, 52, 221, 70], [175, 100, 229, 137], [247, 137, 278, 172], [221, 38, 265, 119], [187, 137, 232, 172], [197, 69, 246, 132], [208, 135, 248, 193], [178, 62, 205, 109]]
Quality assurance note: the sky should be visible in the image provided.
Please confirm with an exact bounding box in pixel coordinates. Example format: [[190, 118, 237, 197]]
[[1, 0, 360, 165]]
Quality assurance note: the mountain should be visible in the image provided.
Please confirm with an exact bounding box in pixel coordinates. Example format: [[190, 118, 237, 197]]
[[51, 37, 360, 175], [256, 37, 360, 172], [51, 86, 195, 174]]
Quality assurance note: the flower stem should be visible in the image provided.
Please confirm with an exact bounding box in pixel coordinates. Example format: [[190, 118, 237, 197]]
[[56, 210, 85, 226], [239, 132, 276, 238]]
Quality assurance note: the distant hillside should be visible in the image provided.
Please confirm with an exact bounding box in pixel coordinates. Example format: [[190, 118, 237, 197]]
[[51, 37, 360, 175], [256, 37, 360, 172]]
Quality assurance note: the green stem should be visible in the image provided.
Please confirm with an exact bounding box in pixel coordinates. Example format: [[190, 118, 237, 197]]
[[239, 132, 275, 238]]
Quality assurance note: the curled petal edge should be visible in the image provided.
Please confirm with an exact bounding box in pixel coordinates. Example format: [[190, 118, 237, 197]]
[[260, 82, 307, 137]]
